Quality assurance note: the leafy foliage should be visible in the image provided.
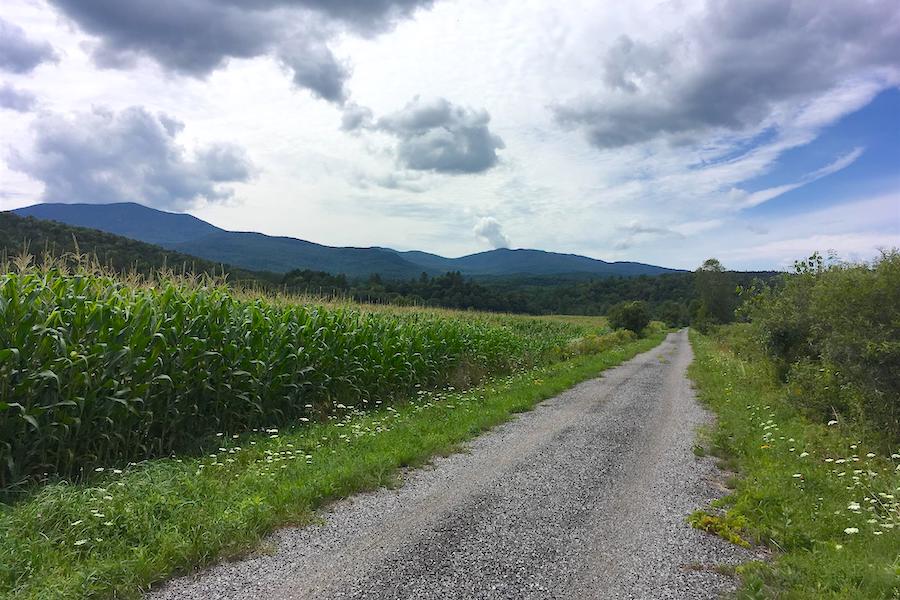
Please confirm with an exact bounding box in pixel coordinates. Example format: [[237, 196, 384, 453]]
[[565, 329, 637, 355], [607, 300, 651, 334], [741, 250, 900, 442], [687, 510, 750, 547], [692, 257, 738, 331]]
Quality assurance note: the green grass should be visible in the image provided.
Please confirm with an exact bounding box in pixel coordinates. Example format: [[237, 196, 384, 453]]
[[0, 331, 665, 599], [689, 326, 899, 599]]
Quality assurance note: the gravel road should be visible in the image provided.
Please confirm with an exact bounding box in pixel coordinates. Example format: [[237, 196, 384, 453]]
[[151, 329, 752, 600]]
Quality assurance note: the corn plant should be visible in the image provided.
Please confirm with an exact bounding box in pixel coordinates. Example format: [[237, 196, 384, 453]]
[[1, 264, 593, 490]]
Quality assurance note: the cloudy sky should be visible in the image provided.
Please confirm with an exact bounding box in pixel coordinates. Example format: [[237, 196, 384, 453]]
[[1, 0, 898, 270]]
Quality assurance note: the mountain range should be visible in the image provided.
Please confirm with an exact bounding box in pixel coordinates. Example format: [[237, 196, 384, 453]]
[[11, 202, 683, 279]]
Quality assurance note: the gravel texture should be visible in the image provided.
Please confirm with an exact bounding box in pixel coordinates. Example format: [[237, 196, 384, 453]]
[[150, 329, 753, 600]]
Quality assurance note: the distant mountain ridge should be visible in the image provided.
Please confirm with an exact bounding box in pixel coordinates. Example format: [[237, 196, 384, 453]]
[[14, 202, 224, 247], [393, 248, 678, 277], [11, 202, 684, 278]]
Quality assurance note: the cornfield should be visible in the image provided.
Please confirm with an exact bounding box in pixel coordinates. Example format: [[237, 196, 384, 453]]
[[0, 262, 598, 489]]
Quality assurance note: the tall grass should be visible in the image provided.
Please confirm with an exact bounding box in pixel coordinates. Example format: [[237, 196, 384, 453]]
[[0, 258, 595, 490]]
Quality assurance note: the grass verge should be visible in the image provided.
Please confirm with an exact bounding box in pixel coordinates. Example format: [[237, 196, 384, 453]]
[[1, 332, 666, 599], [688, 327, 899, 599]]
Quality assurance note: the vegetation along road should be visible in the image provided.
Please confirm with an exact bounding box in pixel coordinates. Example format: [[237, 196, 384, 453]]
[[152, 329, 749, 599]]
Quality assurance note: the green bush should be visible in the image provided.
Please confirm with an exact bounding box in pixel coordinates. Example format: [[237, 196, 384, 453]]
[[742, 250, 900, 442], [608, 300, 650, 335]]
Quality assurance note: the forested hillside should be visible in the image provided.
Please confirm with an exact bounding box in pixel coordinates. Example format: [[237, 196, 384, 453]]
[[13, 203, 681, 278], [0, 212, 271, 285]]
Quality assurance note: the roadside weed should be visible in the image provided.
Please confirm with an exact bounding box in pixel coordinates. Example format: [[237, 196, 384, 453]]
[[689, 328, 899, 599]]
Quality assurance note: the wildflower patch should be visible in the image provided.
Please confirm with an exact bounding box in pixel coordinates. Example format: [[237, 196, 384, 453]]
[[689, 327, 900, 599]]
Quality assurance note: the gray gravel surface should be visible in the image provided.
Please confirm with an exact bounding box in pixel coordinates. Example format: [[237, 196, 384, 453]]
[[150, 329, 753, 600]]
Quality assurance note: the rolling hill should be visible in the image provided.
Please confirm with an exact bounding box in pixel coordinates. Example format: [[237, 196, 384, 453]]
[[11, 202, 684, 278], [171, 231, 431, 279], [14, 201, 224, 246], [0, 211, 273, 284], [399, 248, 680, 277]]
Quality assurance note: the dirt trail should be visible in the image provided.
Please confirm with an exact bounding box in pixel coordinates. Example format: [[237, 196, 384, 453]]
[[151, 329, 751, 600]]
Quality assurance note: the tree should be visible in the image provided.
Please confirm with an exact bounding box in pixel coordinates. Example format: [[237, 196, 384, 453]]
[[608, 300, 650, 334], [656, 300, 689, 327], [694, 258, 736, 327]]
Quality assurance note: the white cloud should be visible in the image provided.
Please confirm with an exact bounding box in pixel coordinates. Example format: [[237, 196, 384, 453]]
[[0, 0, 896, 268], [553, 0, 900, 149], [0, 16, 57, 73], [474, 216, 510, 249], [346, 96, 505, 174], [41, 0, 435, 104], [9, 106, 254, 210], [0, 82, 36, 112]]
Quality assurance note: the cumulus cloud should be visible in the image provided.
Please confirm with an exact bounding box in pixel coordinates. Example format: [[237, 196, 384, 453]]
[[0, 83, 36, 112], [554, 0, 900, 149], [0, 17, 57, 74], [278, 33, 349, 102], [601, 35, 671, 94], [9, 106, 254, 210], [46, 0, 433, 103], [474, 216, 510, 248], [272, 0, 434, 34], [340, 102, 375, 132], [374, 97, 505, 173]]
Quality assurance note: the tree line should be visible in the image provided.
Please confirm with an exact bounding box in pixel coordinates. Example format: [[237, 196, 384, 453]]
[[280, 265, 777, 326]]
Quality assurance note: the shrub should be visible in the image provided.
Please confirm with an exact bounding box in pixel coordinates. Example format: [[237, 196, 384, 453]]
[[608, 301, 650, 335], [742, 250, 900, 442]]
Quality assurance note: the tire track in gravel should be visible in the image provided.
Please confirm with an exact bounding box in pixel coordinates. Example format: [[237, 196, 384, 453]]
[[150, 329, 753, 600]]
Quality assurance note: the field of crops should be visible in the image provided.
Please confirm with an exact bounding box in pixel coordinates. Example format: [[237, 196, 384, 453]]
[[0, 261, 608, 491]]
